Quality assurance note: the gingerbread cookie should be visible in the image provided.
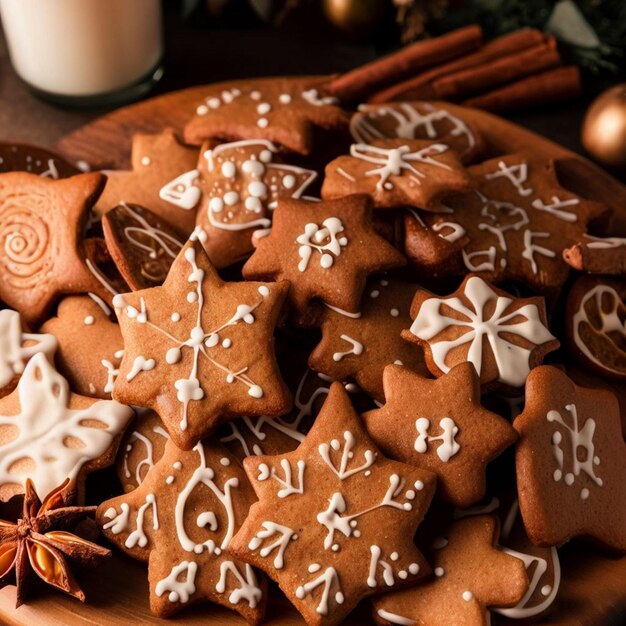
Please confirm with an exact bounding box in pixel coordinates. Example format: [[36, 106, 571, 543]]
[[322, 138, 471, 210], [184, 77, 350, 155], [514, 365, 626, 551], [0, 352, 133, 502], [41, 295, 124, 399], [98, 440, 266, 621], [363, 363, 517, 507], [308, 277, 428, 403], [83, 235, 129, 300], [349, 102, 484, 163], [242, 195, 406, 317], [229, 383, 435, 626], [95, 130, 200, 234], [563, 235, 626, 275], [112, 237, 291, 450], [0, 308, 57, 397], [0, 172, 115, 325], [566, 275, 626, 380], [402, 275, 559, 391], [117, 408, 170, 493], [102, 203, 185, 290], [0, 142, 85, 178], [372, 515, 529, 626], [196, 139, 317, 268], [405, 154, 609, 294]]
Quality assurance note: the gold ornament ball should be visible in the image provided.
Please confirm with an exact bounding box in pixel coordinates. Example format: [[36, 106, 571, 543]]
[[582, 84, 626, 172], [322, 0, 386, 38]]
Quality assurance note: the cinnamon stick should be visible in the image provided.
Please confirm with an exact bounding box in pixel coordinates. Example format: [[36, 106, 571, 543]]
[[462, 66, 581, 112], [367, 29, 547, 103], [432, 36, 560, 100], [327, 25, 483, 103]]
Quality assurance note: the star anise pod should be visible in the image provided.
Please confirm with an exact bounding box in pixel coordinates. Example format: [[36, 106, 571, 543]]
[[0, 479, 111, 607]]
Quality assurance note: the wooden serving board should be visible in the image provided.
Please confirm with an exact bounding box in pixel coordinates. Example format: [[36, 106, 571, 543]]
[[1, 86, 621, 625]]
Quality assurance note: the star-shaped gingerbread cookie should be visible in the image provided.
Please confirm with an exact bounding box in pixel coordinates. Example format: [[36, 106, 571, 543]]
[[243, 195, 406, 317], [196, 139, 317, 268], [322, 138, 471, 210], [184, 77, 350, 155], [97, 439, 266, 622], [363, 363, 517, 507], [514, 365, 626, 551], [405, 154, 608, 294], [112, 236, 291, 450], [95, 130, 201, 234], [373, 515, 529, 626], [308, 277, 428, 402], [402, 275, 559, 392], [0, 172, 116, 325], [229, 383, 436, 626]]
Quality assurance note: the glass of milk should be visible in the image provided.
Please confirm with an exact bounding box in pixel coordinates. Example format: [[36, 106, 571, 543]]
[[0, 0, 163, 106]]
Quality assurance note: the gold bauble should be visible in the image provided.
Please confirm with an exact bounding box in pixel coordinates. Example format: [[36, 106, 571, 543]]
[[581, 84, 626, 172], [322, 0, 386, 39]]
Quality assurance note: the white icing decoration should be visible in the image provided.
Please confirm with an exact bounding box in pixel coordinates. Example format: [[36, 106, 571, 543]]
[[548, 403, 602, 499], [431, 221, 466, 243], [485, 161, 532, 197], [159, 169, 201, 210], [0, 353, 132, 499], [215, 561, 262, 608], [296, 217, 348, 272], [257, 458, 305, 498], [125, 356, 156, 381], [367, 545, 418, 588], [323, 303, 362, 319], [102, 503, 130, 535], [85, 258, 118, 296], [376, 609, 417, 625], [0, 309, 57, 389], [175, 443, 239, 554], [123, 493, 159, 549], [409, 276, 556, 387], [521, 230, 556, 274], [295, 566, 344, 616], [584, 235, 626, 249], [301, 89, 338, 107], [122, 423, 170, 486], [414, 417, 460, 462], [155, 561, 197, 603], [531, 196, 579, 223], [351, 102, 475, 152], [318, 430, 376, 480], [462, 590, 474, 601], [248, 521, 297, 569], [332, 334, 363, 362]]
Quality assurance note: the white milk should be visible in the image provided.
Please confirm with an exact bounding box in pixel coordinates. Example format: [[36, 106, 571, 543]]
[[0, 0, 162, 97]]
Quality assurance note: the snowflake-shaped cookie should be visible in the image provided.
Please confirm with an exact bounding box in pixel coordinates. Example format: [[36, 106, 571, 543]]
[[229, 383, 435, 626], [112, 237, 291, 450], [402, 275, 559, 391], [98, 440, 266, 621]]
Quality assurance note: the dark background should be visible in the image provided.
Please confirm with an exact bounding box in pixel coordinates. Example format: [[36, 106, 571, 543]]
[[0, 3, 606, 161]]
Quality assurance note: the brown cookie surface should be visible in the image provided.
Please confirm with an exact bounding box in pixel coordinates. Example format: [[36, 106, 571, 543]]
[[372, 515, 529, 626], [112, 238, 291, 450], [196, 139, 317, 268], [363, 363, 517, 507], [102, 203, 185, 290], [349, 102, 484, 163], [98, 440, 266, 622], [308, 277, 427, 402], [563, 235, 626, 275], [402, 275, 559, 392], [243, 195, 406, 317], [514, 365, 626, 551], [229, 383, 435, 626], [0, 172, 113, 325], [184, 77, 350, 155], [41, 295, 124, 399], [95, 130, 200, 234], [322, 138, 471, 210]]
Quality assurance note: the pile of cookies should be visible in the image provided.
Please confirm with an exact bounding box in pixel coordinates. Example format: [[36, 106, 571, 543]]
[[0, 76, 624, 626]]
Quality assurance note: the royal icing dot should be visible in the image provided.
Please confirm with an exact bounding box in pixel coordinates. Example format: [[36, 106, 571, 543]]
[[257, 102, 271, 115], [141, 156, 151, 166], [84, 315, 95, 326], [220, 457, 231, 466], [541, 585, 552, 596], [222, 338, 232, 349], [259, 149, 273, 163], [279, 93, 292, 104], [257, 118, 269, 129], [258, 286, 270, 297], [282, 175, 296, 189], [209, 197, 224, 213], [171, 312, 181, 322], [221, 161, 236, 178], [462, 591, 473, 601], [208, 97, 221, 109], [245, 196, 262, 213], [435, 567, 445, 577], [196, 104, 208, 115], [248, 181, 267, 198], [390, 308, 400, 317], [224, 191, 240, 206], [250, 90, 262, 100]]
